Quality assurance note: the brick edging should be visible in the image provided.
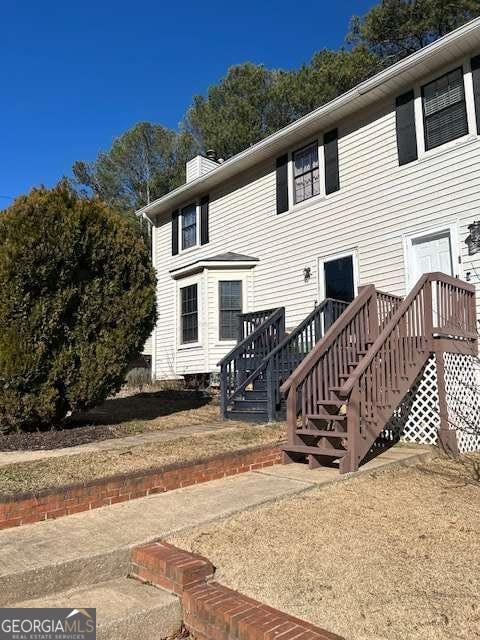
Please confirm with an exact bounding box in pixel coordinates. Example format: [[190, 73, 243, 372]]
[[131, 541, 344, 640], [0, 443, 282, 530]]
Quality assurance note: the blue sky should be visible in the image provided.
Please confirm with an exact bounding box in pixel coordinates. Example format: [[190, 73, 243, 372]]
[[0, 1, 374, 206]]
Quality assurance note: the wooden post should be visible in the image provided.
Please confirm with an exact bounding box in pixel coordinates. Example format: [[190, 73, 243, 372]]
[[282, 383, 301, 464], [341, 383, 360, 474], [219, 365, 228, 419], [435, 350, 459, 457], [424, 278, 433, 350], [368, 290, 379, 343], [266, 360, 275, 422]]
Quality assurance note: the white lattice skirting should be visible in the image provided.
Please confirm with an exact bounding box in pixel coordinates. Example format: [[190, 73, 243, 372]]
[[385, 353, 480, 453]]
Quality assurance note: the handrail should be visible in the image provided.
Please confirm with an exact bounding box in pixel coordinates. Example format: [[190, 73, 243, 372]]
[[280, 286, 376, 393], [338, 273, 475, 397], [266, 298, 347, 363], [238, 308, 278, 342], [219, 306, 286, 418], [217, 307, 285, 367], [226, 298, 348, 419]]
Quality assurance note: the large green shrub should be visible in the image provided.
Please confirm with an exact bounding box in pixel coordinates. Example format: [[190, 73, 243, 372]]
[[0, 185, 157, 432]]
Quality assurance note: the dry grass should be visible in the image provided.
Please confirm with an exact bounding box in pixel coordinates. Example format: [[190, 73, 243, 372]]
[[0, 423, 285, 495], [171, 454, 480, 640], [74, 389, 221, 435]]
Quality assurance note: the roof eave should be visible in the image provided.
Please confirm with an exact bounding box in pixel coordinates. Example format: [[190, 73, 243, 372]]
[[137, 17, 480, 222]]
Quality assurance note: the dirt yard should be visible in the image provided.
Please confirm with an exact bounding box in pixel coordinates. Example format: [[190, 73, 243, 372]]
[[0, 423, 285, 495], [170, 454, 480, 640], [0, 389, 219, 450]]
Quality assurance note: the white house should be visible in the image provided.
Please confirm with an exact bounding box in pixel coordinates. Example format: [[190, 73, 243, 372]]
[[139, 19, 480, 467]]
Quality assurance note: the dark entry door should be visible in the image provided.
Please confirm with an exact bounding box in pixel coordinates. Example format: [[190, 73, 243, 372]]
[[323, 254, 355, 302]]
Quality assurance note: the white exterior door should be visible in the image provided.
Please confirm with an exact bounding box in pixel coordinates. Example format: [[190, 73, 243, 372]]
[[409, 231, 453, 284]]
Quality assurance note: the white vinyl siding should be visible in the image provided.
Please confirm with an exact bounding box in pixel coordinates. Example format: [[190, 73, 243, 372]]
[[151, 51, 480, 379]]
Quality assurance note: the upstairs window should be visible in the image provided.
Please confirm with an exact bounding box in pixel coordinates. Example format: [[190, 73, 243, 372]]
[[181, 204, 197, 250], [219, 281, 242, 340], [422, 68, 468, 151], [180, 284, 198, 343], [293, 143, 320, 204]]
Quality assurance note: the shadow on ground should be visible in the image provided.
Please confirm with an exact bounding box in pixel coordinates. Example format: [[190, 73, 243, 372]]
[[73, 390, 213, 426]]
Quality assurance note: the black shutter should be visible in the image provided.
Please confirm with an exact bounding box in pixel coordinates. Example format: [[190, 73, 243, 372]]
[[171, 209, 179, 256], [276, 154, 289, 214], [200, 195, 209, 245], [395, 90, 418, 165], [471, 56, 480, 134], [324, 128, 340, 195]]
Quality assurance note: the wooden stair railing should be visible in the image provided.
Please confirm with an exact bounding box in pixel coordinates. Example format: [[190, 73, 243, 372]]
[[337, 273, 477, 470], [224, 298, 348, 421], [219, 307, 285, 418], [281, 273, 476, 474], [238, 308, 279, 342]]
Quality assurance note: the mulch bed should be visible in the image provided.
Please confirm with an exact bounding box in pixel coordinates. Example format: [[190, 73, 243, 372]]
[[0, 389, 214, 452], [0, 424, 124, 452]]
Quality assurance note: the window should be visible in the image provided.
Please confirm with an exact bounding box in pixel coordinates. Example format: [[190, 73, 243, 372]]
[[180, 284, 198, 343], [293, 143, 320, 204], [181, 204, 197, 250], [219, 281, 242, 340], [422, 67, 468, 151]]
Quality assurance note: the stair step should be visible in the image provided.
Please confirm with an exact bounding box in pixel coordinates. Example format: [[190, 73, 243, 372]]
[[306, 412, 346, 421], [317, 400, 344, 407], [14, 578, 181, 640], [232, 398, 267, 411], [282, 445, 347, 458], [296, 429, 348, 439], [226, 410, 268, 423], [243, 390, 267, 400]]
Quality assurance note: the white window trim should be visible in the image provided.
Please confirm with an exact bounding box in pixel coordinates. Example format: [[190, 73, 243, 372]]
[[177, 273, 203, 350], [287, 139, 326, 213], [214, 274, 249, 347], [402, 222, 462, 292], [414, 57, 478, 162], [178, 202, 200, 254], [318, 248, 359, 303]]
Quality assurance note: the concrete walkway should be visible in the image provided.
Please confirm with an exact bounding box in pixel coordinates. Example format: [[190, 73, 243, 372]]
[[0, 422, 238, 467], [0, 444, 431, 605]]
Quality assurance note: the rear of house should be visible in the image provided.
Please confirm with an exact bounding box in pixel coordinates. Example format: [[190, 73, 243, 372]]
[[139, 19, 480, 468]]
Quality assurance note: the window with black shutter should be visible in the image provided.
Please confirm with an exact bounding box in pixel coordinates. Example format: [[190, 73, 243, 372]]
[[180, 284, 198, 343], [181, 204, 197, 250], [293, 142, 320, 204], [422, 67, 468, 151], [171, 209, 179, 256], [276, 154, 289, 214], [219, 281, 242, 340]]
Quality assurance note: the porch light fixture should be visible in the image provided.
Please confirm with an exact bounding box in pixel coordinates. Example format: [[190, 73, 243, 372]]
[[303, 267, 311, 282], [465, 221, 480, 255]]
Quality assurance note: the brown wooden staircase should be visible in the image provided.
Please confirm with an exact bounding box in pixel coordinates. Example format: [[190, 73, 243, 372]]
[[281, 273, 477, 473]]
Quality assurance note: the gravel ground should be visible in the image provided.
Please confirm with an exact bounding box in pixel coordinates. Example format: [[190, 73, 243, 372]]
[[170, 454, 480, 640], [0, 423, 285, 495]]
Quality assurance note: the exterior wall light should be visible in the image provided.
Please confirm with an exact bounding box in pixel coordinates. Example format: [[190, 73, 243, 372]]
[[466, 221, 480, 255], [303, 267, 311, 282]]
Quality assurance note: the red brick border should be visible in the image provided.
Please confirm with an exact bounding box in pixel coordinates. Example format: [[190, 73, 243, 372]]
[[0, 444, 281, 530], [131, 541, 344, 640]]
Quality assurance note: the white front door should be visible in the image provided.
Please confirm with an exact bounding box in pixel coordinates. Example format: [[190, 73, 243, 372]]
[[409, 230, 454, 285]]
